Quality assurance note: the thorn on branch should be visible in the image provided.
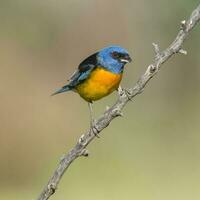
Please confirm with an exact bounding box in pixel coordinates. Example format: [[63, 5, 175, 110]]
[[189, 19, 193, 27], [115, 110, 124, 117], [78, 134, 86, 145], [80, 149, 89, 157], [47, 183, 56, 195], [181, 20, 187, 30], [148, 64, 156, 73], [179, 49, 187, 55], [152, 43, 161, 60], [152, 43, 160, 54]]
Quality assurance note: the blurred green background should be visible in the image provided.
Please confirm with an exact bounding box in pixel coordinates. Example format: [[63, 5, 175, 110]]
[[0, 0, 200, 199]]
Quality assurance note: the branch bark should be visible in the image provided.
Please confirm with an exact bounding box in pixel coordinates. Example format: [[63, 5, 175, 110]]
[[37, 4, 200, 200]]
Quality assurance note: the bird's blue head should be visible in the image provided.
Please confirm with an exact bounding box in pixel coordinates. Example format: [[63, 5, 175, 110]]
[[97, 45, 132, 74]]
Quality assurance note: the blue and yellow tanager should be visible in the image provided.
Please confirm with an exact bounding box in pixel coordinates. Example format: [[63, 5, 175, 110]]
[[52, 45, 132, 134]]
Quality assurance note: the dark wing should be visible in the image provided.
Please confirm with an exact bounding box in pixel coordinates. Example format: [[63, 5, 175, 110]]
[[68, 52, 98, 87], [78, 52, 98, 71]]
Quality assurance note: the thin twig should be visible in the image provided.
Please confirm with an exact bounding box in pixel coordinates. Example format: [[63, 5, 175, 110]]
[[37, 4, 200, 200]]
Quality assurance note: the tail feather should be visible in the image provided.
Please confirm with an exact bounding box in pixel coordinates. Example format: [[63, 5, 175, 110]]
[[51, 85, 71, 96]]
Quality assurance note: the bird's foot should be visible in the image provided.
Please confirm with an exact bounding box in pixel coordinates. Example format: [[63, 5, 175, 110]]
[[118, 86, 132, 101], [90, 119, 100, 138], [123, 88, 133, 101]]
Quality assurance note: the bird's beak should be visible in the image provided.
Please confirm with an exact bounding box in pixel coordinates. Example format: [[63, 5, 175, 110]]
[[120, 55, 132, 63]]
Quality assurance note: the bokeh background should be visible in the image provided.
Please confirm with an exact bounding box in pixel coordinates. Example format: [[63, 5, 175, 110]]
[[0, 0, 200, 199]]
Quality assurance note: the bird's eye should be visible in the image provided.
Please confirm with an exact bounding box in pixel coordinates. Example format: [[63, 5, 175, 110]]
[[111, 51, 120, 59]]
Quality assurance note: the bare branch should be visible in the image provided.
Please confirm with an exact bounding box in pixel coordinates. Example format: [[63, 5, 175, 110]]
[[37, 4, 200, 200]]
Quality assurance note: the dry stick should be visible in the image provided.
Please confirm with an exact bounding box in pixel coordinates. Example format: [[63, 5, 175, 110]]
[[37, 4, 200, 200]]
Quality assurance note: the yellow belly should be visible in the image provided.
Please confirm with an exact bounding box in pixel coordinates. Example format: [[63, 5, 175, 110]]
[[76, 67, 123, 102]]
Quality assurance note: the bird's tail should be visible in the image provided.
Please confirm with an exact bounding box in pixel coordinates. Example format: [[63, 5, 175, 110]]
[[51, 85, 71, 96]]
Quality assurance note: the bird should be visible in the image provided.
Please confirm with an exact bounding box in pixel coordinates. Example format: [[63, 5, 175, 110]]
[[52, 45, 132, 135]]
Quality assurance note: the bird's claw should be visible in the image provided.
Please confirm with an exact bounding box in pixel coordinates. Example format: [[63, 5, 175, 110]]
[[123, 88, 133, 101], [118, 86, 132, 101], [92, 126, 100, 138], [90, 120, 100, 138]]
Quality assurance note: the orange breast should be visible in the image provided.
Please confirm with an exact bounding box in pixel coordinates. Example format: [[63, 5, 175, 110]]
[[76, 67, 123, 102]]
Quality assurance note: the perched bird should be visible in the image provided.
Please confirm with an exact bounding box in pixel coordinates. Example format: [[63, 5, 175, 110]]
[[52, 45, 132, 135]]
